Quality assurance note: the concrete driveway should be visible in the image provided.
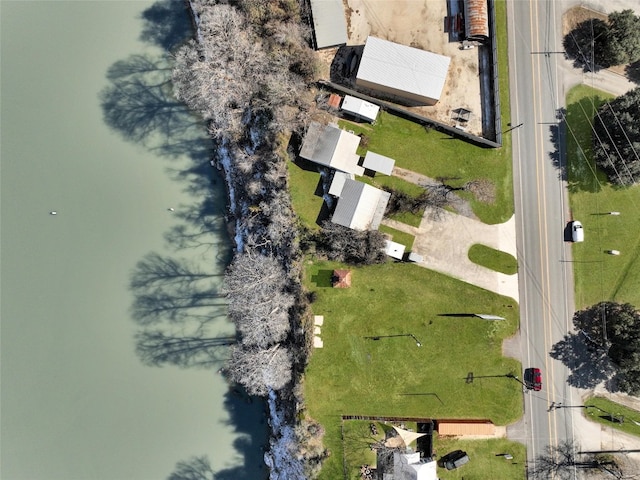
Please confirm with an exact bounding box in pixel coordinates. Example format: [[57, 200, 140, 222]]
[[382, 210, 519, 302]]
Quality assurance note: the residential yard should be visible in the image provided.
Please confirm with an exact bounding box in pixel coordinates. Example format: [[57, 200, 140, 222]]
[[434, 436, 526, 480], [303, 260, 522, 480], [293, 3, 520, 478], [339, 420, 526, 480], [565, 85, 640, 308], [339, 111, 513, 225]]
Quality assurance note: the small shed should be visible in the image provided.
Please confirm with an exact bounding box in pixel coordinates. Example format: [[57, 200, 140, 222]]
[[332, 269, 352, 288], [385, 240, 406, 260], [327, 93, 342, 110], [363, 151, 395, 175], [341, 95, 380, 123]]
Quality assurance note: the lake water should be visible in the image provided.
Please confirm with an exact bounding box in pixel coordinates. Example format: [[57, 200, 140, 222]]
[[0, 1, 266, 479]]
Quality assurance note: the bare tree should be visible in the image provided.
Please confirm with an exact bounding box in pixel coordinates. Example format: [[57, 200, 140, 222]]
[[225, 344, 292, 396], [229, 290, 293, 348], [316, 221, 387, 265], [223, 252, 288, 297], [530, 440, 640, 479]]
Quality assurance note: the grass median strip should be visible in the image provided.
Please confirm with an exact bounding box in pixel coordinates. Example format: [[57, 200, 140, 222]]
[[468, 244, 518, 275]]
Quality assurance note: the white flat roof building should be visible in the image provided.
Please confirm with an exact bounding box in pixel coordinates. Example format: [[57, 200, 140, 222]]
[[341, 95, 380, 123], [363, 151, 395, 175], [356, 36, 451, 106], [384, 240, 405, 260]]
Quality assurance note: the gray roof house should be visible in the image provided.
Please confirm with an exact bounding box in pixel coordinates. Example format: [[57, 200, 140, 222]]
[[356, 36, 451, 106], [331, 178, 390, 231], [309, 0, 348, 49], [299, 122, 364, 175]]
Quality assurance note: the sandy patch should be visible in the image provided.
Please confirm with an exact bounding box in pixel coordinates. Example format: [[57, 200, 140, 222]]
[[315, 0, 484, 135]]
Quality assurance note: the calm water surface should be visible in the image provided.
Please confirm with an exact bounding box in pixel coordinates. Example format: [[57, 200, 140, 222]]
[[1, 1, 265, 479]]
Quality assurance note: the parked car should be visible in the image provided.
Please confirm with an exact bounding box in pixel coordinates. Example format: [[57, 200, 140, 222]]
[[442, 450, 470, 470], [524, 367, 542, 391], [572, 220, 584, 242]]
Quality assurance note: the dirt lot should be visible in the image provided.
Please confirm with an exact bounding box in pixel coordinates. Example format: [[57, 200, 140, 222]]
[[316, 0, 484, 135]]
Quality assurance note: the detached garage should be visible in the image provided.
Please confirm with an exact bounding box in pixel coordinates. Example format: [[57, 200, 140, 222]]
[[356, 36, 451, 106]]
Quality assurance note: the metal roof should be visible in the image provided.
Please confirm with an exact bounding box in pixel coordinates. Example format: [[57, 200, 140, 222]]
[[309, 0, 348, 49], [463, 0, 489, 41], [341, 95, 380, 122], [356, 36, 451, 103], [363, 151, 395, 175], [328, 171, 354, 196], [299, 123, 363, 175], [331, 179, 390, 230]]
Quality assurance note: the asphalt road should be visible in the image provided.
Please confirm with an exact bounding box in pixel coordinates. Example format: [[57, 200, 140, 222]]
[[507, 0, 581, 473]]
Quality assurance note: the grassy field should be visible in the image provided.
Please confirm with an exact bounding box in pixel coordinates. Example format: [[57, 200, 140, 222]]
[[468, 244, 518, 275], [565, 85, 640, 308], [304, 260, 522, 480], [584, 396, 640, 438]]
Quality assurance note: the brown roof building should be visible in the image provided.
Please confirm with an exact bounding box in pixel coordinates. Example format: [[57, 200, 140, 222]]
[[437, 420, 495, 436], [463, 0, 489, 42], [332, 269, 352, 288]]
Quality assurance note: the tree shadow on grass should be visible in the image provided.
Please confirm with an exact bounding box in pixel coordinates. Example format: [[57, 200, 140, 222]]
[[550, 332, 617, 389], [563, 95, 611, 194]]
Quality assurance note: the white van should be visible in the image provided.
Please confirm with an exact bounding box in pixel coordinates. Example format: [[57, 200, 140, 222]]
[[572, 220, 584, 242]]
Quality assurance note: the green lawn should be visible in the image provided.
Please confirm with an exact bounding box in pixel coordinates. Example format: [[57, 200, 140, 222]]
[[338, 111, 512, 225], [468, 244, 518, 275], [584, 396, 640, 438], [434, 436, 526, 480], [304, 260, 522, 480], [287, 158, 328, 230], [565, 85, 640, 308]]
